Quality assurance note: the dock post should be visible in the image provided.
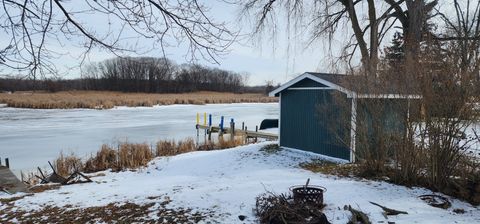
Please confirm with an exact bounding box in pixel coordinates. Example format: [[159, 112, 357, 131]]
[[204, 113, 207, 126], [203, 113, 207, 137], [208, 127, 212, 141], [219, 116, 224, 136], [5, 158, 9, 168], [196, 113, 200, 137], [244, 126, 248, 144], [230, 118, 235, 142], [255, 126, 258, 142]]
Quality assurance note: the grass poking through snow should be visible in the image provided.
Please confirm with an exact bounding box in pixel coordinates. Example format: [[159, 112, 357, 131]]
[[25, 137, 249, 185]]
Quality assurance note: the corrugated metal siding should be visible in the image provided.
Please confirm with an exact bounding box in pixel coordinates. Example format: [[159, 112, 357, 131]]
[[280, 89, 351, 160]]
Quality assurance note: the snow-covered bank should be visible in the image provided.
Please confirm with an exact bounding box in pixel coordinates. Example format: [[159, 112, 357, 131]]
[[1, 142, 478, 223]]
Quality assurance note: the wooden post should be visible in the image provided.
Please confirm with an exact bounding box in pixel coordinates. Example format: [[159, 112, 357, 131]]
[[219, 116, 224, 136], [196, 113, 200, 137], [5, 158, 9, 168], [203, 112, 207, 126], [230, 119, 235, 142], [244, 126, 248, 144], [255, 125, 258, 142], [208, 127, 212, 141]]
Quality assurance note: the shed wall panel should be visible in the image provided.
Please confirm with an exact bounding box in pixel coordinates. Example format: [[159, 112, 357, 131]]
[[280, 89, 351, 160]]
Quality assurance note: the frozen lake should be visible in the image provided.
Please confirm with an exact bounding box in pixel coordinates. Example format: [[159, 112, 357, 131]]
[[0, 103, 279, 174]]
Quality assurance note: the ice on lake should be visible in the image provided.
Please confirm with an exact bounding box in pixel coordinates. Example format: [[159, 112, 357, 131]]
[[0, 103, 279, 174]]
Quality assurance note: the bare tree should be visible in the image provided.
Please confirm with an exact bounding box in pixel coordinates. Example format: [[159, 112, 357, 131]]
[[435, 0, 480, 87], [0, 0, 236, 83], [240, 0, 442, 75]]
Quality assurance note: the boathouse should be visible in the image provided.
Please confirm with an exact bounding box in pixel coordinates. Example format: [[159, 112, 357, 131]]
[[269, 72, 421, 162]]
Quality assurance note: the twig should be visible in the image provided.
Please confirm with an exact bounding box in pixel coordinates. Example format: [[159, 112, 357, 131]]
[[345, 205, 371, 224], [369, 201, 408, 215]]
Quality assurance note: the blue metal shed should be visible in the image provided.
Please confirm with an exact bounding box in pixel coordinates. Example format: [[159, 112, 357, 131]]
[[269, 72, 421, 162]]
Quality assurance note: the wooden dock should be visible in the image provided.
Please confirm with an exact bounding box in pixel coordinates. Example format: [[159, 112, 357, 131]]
[[196, 124, 278, 140], [0, 165, 28, 194]]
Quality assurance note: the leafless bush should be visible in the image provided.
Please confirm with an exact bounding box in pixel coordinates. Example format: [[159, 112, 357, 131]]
[[319, 37, 480, 204], [255, 192, 328, 224]]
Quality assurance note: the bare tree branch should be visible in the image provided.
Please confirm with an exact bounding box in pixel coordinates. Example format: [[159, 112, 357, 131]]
[[0, 0, 237, 81]]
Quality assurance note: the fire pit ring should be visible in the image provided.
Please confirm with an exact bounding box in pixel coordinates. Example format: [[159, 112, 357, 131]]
[[289, 185, 327, 206]]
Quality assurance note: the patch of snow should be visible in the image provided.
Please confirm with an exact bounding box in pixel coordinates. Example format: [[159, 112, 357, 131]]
[[260, 127, 278, 134], [3, 142, 480, 223]]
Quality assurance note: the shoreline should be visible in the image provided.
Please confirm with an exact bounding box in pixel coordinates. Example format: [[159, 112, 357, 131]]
[[0, 102, 279, 111], [0, 91, 278, 110], [1, 103, 279, 176]]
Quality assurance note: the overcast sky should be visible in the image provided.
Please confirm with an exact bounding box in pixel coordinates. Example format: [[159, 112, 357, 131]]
[[76, 1, 335, 86]]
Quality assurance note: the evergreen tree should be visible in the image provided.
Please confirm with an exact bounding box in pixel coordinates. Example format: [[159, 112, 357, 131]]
[[384, 32, 405, 70]]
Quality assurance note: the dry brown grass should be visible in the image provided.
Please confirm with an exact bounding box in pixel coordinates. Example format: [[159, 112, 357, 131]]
[[216, 136, 245, 149], [54, 152, 84, 177], [299, 159, 360, 177], [83, 143, 153, 173], [0, 91, 277, 109], [24, 137, 249, 186], [0, 199, 216, 223], [28, 184, 61, 193], [84, 144, 117, 173], [118, 143, 153, 169], [155, 138, 196, 156]]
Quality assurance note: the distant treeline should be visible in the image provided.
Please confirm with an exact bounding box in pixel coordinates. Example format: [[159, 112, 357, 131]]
[[0, 57, 273, 94]]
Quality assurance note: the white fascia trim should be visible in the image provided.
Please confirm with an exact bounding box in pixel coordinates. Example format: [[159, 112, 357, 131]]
[[287, 87, 334, 90], [352, 94, 422, 99], [268, 72, 353, 97], [350, 97, 357, 163], [278, 92, 282, 144]]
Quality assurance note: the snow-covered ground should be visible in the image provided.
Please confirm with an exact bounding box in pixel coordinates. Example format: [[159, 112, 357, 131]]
[[0, 103, 278, 174], [466, 123, 480, 158], [1, 142, 479, 223]]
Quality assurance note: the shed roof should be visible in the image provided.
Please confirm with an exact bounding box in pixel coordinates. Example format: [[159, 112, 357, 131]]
[[269, 72, 421, 99]]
